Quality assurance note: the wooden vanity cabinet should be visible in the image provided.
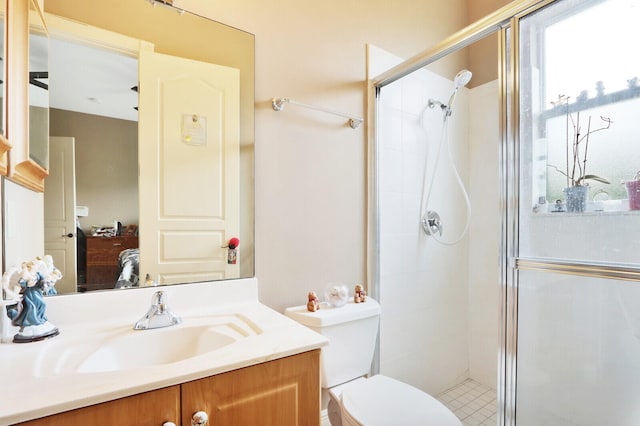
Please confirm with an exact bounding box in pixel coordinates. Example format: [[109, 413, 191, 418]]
[[182, 349, 320, 426], [17, 386, 181, 426], [17, 350, 321, 426]]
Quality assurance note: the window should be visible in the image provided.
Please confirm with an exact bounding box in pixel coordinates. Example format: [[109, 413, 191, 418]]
[[521, 0, 640, 212]]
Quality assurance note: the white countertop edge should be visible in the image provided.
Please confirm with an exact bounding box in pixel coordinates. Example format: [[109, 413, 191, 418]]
[[5, 338, 327, 425], [0, 278, 328, 425]]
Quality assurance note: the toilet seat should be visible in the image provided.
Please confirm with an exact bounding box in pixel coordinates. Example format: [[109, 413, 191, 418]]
[[339, 375, 462, 426]]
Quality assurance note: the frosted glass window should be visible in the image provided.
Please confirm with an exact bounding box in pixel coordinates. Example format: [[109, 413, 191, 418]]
[[518, 0, 640, 263], [519, 0, 640, 213]]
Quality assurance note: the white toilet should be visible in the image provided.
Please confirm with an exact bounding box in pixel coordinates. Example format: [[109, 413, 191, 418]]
[[285, 297, 462, 426]]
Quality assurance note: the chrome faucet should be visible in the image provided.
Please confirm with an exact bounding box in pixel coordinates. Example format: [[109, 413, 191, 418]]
[[134, 291, 182, 330]]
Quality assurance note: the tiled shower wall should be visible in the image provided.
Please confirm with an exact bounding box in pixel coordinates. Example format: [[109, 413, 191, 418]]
[[372, 46, 499, 395]]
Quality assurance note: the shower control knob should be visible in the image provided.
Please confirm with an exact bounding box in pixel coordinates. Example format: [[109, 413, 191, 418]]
[[422, 210, 443, 237]]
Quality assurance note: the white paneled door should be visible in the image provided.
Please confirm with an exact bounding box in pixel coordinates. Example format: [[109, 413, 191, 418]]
[[44, 136, 77, 294], [138, 50, 240, 285]]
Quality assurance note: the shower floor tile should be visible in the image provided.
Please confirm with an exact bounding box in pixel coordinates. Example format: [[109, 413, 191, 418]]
[[437, 379, 497, 426]]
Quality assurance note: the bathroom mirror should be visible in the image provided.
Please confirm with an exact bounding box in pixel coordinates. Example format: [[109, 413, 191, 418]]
[[28, 0, 49, 171], [7, 0, 254, 294]]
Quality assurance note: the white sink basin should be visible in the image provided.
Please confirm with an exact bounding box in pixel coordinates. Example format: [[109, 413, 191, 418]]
[[77, 325, 236, 373], [33, 314, 261, 377]]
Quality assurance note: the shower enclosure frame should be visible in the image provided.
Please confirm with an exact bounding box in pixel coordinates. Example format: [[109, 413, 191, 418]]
[[371, 0, 640, 423], [367, 0, 553, 424]]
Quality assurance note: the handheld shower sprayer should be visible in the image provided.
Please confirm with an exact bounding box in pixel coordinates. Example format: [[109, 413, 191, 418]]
[[427, 69, 472, 117], [421, 69, 473, 245], [453, 69, 473, 89]]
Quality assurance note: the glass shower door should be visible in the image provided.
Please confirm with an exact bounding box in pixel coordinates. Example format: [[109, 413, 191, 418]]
[[516, 271, 640, 425], [513, 0, 640, 424]]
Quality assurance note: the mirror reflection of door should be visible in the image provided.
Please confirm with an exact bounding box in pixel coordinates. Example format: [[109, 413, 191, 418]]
[[47, 16, 240, 292], [47, 18, 140, 293], [139, 50, 240, 285], [44, 136, 76, 293]]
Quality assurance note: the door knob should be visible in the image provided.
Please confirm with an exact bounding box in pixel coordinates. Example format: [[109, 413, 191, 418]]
[[61, 233, 75, 238], [191, 411, 209, 426]]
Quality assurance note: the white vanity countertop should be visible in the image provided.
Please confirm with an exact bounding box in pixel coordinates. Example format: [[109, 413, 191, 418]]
[[0, 278, 328, 425]]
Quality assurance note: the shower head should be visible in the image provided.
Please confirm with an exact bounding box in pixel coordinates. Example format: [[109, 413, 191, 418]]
[[426, 69, 473, 120], [444, 69, 473, 117], [454, 69, 473, 89]]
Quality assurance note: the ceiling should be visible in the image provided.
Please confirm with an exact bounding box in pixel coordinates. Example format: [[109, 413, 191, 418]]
[[48, 36, 139, 122]]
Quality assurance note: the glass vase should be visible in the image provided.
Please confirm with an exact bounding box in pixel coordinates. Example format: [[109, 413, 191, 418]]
[[563, 186, 588, 213]]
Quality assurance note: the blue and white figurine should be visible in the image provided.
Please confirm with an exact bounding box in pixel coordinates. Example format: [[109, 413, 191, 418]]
[[2, 255, 61, 343]]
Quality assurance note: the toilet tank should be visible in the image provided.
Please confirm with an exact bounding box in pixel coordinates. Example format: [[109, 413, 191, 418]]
[[285, 298, 381, 388]]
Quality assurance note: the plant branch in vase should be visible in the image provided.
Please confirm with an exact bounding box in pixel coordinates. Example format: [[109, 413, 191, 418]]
[[548, 95, 612, 212]]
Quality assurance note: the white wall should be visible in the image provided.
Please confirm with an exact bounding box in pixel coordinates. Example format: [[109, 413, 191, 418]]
[[4, 1, 471, 307], [4, 1, 470, 307], [175, 0, 468, 313], [3, 179, 44, 270]]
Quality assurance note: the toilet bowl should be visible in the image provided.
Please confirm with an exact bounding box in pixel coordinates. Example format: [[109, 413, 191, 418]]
[[332, 375, 460, 426], [285, 297, 461, 426]]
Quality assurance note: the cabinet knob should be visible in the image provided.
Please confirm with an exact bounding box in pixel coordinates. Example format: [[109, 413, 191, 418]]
[[61, 233, 75, 238], [191, 411, 209, 426], [162, 423, 177, 426]]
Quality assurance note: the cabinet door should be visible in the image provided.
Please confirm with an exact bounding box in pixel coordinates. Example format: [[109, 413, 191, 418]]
[[182, 350, 320, 426], [0, 0, 8, 174], [6, 0, 49, 192], [17, 385, 181, 426]]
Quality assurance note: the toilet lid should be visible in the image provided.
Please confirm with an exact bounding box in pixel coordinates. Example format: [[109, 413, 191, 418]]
[[340, 375, 462, 426]]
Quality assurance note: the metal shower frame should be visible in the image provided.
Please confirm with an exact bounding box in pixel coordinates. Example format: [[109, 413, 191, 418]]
[[370, 0, 640, 423], [367, 1, 554, 425]]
